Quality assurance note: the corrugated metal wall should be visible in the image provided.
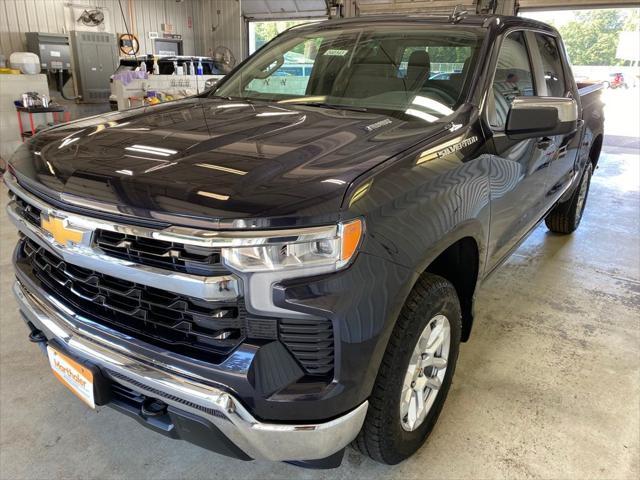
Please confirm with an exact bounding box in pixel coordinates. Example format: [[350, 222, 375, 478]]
[[195, 0, 244, 62], [0, 0, 66, 59], [0, 0, 199, 61], [100, 0, 198, 56]]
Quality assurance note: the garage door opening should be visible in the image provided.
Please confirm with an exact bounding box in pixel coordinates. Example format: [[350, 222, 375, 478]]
[[521, 7, 639, 139], [520, 7, 639, 70], [248, 20, 323, 55]]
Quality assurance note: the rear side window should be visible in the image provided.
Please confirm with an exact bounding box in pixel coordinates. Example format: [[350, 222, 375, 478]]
[[533, 33, 567, 97], [489, 31, 535, 129]]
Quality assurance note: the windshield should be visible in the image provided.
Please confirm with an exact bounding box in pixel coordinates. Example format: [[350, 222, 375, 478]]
[[211, 25, 483, 121]]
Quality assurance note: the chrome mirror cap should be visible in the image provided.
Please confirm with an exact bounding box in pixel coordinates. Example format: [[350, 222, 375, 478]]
[[506, 96, 578, 139]]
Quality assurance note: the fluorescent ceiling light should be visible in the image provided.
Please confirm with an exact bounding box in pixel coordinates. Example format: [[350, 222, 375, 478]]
[[125, 144, 178, 156], [405, 108, 438, 123], [58, 137, 79, 149], [412, 96, 453, 116], [197, 190, 229, 201], [195, 163, 247, 175], [144, 162, 177, 173], [256, 111, 300, 117], [88, 124, 106, 136], [278, 95, 326, 104], [217, 103, 251, 108]]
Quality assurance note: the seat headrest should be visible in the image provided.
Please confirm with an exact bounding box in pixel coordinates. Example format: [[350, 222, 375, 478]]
[[406, 50, 430, 89], [408, 50, 430, 68]]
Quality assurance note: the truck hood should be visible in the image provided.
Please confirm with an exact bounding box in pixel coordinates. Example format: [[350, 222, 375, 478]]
[[10, 97, 445, 227]]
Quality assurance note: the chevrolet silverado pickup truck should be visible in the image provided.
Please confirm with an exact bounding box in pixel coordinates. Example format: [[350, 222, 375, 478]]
[[5, 14, 603, 468]]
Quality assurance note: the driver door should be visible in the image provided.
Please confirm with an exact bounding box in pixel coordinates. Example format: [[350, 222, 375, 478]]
[[485, 30, 556, 272]]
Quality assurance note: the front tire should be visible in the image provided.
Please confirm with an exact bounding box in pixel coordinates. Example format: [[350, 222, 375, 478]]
[[545, 161, 593, 234], [353, 274, 462, 464]]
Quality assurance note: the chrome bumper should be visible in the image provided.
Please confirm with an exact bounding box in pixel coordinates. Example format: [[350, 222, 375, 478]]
[[14, 280, 368, 461]]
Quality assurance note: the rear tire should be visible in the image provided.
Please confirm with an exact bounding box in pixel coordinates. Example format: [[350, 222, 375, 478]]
[[353, 274, 462, 465], [545, 162, 593, 234]]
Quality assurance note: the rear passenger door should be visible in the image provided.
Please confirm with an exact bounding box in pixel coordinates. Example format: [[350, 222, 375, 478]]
[[529, 32, 581, 204], [485, 30, 554, 271]]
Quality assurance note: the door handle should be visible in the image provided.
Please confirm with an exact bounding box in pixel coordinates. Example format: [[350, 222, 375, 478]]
[[537, 138, 553, 149]]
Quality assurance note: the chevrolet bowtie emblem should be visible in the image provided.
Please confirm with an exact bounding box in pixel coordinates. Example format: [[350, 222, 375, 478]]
[[41, 217, 84, 246]]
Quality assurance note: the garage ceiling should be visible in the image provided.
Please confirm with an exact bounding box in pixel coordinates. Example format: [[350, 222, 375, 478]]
[[356, 1, 477, 15], [355, 0, 639, 15], [242, 0, 328, 19], [239, 0, 638, 19], [519, 0, 640, 10]]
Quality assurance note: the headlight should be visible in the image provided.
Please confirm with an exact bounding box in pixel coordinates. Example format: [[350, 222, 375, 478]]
[[221, 219, 363, 273]]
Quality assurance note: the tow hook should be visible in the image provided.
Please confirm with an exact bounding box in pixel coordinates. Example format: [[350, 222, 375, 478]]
[[28, 329, 47, 343], [26, 321, 47, 354], [141, 398, 168, 418], [26, 321, 47, 343]]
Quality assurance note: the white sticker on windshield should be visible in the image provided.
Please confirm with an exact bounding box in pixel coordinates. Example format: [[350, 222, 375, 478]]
[[324, 49, 348, 56]]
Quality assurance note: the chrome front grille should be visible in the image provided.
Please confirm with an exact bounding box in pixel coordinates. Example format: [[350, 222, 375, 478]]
[[14, 190, 229, 277], [94, 230, 229, 276]]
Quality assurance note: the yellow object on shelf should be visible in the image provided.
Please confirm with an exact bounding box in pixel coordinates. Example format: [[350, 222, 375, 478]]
[[0, 68, 21, 74]]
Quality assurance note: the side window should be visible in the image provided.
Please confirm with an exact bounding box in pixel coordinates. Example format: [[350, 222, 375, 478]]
[[533, 33, 567, 97], [489, 31, 535, 129]]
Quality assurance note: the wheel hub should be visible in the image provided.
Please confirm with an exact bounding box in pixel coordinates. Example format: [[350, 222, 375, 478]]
[[400, 314, 451, 432]]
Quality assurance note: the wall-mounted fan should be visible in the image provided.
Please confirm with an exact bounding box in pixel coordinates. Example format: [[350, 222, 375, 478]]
[[77, 9, 105, 27], [212, 46, 236, 74]]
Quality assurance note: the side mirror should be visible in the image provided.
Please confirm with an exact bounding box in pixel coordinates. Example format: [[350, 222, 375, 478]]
[[506, 97, 578, 140], [204, 78, 218, 90]]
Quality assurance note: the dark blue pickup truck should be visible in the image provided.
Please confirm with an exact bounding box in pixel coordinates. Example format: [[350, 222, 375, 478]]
[[5, 13, 603, 468]]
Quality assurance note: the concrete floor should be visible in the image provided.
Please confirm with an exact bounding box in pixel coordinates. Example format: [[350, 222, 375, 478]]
[[1, 107, 639, 479]]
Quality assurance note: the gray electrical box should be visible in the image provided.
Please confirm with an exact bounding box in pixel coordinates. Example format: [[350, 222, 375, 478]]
[[25, 32, 72, 71], [69, 31, 118, 103]]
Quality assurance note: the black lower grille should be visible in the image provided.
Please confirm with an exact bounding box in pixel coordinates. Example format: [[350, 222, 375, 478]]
[[111, 381, 144, 405], [94, 230, 228, 276], [19, 238, 248, 362], [280, 318, 334, 376]]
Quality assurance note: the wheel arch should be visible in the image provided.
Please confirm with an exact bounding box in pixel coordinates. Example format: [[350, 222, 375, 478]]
[[423, 236, 480, 342], [590, 134, 603, 169], [410, 222, 485, 342]]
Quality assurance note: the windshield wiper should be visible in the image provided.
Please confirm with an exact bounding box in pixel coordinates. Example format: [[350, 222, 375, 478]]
[[288, 102, 368, 113]]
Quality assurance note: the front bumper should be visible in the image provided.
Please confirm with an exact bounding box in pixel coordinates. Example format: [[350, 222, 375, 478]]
[[13, 279, 368, 462]]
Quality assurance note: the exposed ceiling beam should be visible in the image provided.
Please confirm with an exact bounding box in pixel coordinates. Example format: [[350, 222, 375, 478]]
[[519, 0, 640, 10]]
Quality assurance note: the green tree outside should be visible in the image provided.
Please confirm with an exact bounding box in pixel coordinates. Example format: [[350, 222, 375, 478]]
[[555, 9, 639, 66], [254, 20, 308, 53]]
